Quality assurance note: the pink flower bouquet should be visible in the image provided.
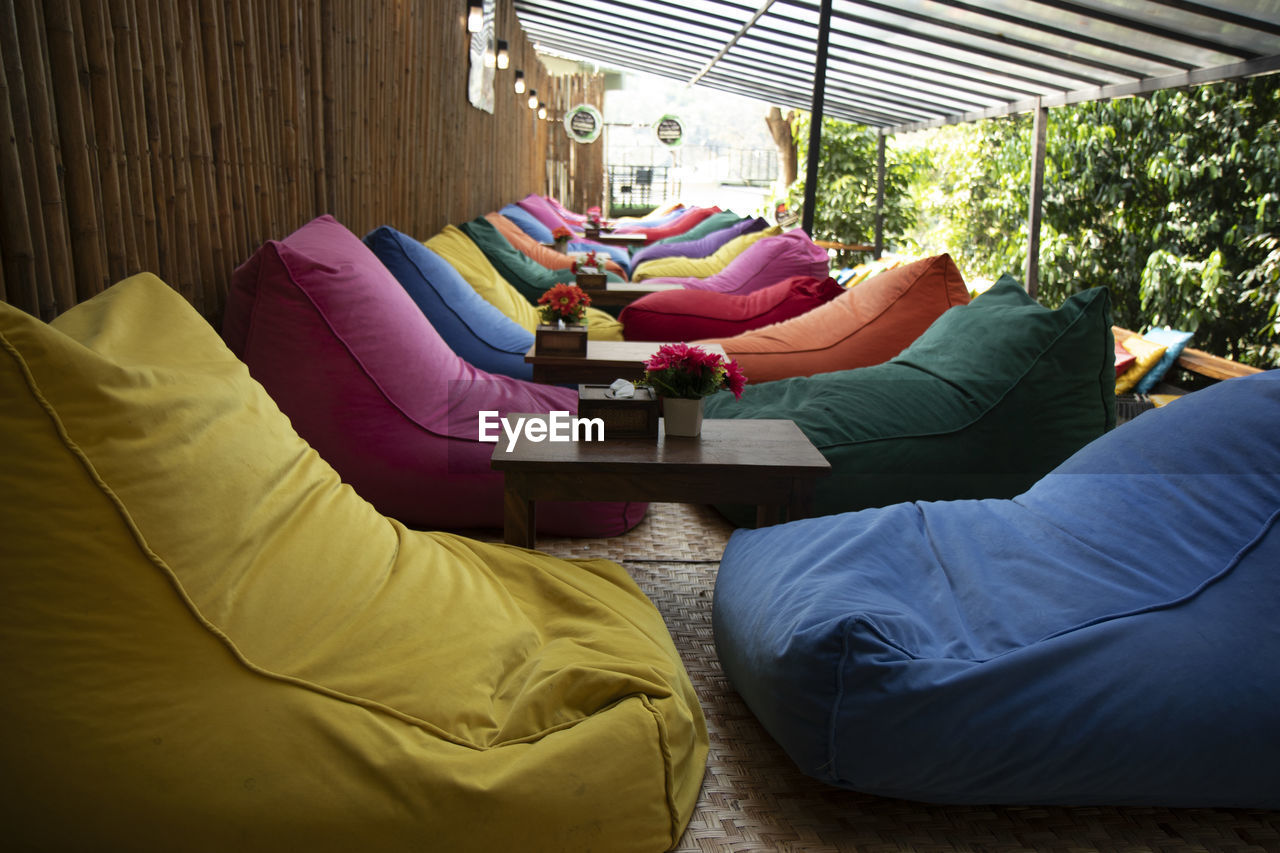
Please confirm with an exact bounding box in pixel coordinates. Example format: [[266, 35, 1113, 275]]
[[641, 343, 746, 400]]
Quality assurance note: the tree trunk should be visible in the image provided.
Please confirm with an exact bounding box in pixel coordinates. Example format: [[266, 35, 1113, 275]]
[[766, 106, 797, 189]]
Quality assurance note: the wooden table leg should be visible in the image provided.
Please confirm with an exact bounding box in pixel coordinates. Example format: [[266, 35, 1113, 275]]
[[755, 503, 782, 528], [503, 477, 536, 548], [787, 479, 816, 521]]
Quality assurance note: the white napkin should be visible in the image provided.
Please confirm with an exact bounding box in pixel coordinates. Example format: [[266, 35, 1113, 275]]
[[607, 378, 636, 399]]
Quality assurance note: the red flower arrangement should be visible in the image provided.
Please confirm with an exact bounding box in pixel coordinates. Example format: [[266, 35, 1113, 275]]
[[551, 226, 573, 246], [640, 343, 746, 400], [537, 283, 591, 326]]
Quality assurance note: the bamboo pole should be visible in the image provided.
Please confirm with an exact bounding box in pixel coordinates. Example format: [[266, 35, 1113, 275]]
[[0, 1, 49, 318], [0, 39, 40, 316], [45, 0, 108, 302], [13, 0, 73, 316], [82, 0, 129, 282]]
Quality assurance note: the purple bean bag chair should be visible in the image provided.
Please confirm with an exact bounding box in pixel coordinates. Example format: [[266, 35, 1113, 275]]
[[621, 275, 844, 342], [222, 214, 646, 536], [630, 216, 768, 268], [645, 231, 832, 295]]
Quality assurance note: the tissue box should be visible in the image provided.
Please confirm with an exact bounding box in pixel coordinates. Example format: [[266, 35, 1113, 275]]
[[578, 384, 659, 439], [575, 269, 608, 290], [535, 323, 588, 356]]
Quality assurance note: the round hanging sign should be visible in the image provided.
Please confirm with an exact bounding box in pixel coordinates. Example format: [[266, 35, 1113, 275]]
[[654, 114, 684, 148], [564, 104, 603, 143]]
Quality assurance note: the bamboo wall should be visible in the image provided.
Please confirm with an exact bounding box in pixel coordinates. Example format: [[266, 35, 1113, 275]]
[[0, 0, 605, 323]]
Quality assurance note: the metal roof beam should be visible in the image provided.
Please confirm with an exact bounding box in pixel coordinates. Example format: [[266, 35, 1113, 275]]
[[689, 0, 778, 86], [889, 54, 1280, 133]]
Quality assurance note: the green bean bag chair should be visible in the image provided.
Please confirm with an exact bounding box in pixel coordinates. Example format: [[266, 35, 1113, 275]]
[[705, 277, 1116, 523]]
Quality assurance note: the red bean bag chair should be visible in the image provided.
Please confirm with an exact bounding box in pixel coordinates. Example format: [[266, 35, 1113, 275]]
[[620, 275, 844, 342], [223, 214, 646, 536], [645, 230, 832, 296], [697, 253, 971, 383]]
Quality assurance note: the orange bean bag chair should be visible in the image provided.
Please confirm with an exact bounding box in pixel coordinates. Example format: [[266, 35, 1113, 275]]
[[485, 212, 628, 280], [698, 254, 971, 383]]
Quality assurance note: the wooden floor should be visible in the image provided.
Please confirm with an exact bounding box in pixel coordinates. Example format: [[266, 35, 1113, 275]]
[[457, 503, 1280, 852]]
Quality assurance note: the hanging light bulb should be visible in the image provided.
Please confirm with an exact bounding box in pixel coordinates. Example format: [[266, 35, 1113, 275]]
[[527, 89, 538, 110], [496, 40, 510, 69], [483, 46, 496, 68], [466, 0, 483, 32], [538, 102, 547, 120], [513, 70, 525, 94]]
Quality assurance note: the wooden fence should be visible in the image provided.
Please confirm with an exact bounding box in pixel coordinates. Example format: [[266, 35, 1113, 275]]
[[0, 0, 605, 323]]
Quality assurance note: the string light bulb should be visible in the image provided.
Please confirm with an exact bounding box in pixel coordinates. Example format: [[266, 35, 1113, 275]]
[[538, 102, 547, 119], [527, 89, 538, 110], [466, 0, 483, 33], [496, 40, 510, 69], [514, 70, 525, 94]]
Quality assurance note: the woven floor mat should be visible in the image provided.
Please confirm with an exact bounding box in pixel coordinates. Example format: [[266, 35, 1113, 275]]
[[458, 503, 1280, 852]]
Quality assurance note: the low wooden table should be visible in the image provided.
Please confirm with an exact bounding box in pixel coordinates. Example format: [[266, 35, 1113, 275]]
[[525, 340, 727, 385], [490, 416, 831, 548], [589, 231, 647, 247], [583, 281, 684, 308]]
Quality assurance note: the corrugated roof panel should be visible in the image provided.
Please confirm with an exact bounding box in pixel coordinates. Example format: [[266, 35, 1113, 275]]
[[513, 0, 1280, 128]]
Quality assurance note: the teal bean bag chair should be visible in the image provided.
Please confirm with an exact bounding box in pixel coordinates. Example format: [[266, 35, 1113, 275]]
[[704, 277, 1116, 523]]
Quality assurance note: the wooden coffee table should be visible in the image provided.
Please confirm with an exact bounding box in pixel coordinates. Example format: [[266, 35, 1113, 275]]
[[525, 340, 727, 385], [583, 281, 684, 307], [490, 416, 831, 548]]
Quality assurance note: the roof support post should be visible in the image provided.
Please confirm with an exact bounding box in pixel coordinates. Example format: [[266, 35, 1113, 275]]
[[874, 131, 886, 259], [1025, 98, 1047, 297], [801, 0, 833, 236]]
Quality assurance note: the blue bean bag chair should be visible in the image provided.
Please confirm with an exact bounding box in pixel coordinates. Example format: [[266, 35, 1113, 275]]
[[499, 202, 554, 242], [713, 369, 1280, 807], [363, 225, 534, 381]]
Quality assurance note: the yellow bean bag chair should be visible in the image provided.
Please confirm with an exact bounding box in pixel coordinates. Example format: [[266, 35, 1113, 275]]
[[0, 275, 706, 851], [427, 225, 623, 339], [632, 224, 782, 281]]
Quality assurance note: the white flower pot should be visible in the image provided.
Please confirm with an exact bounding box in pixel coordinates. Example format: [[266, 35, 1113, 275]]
[[662, 397, 704, 437]]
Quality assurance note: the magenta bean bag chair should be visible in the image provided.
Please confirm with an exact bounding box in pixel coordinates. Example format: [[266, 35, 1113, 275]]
[[620, 275, 844, 342], [645, 231, 832, 295], [515, 193, 585, 233], [222, 214, 646, 536]]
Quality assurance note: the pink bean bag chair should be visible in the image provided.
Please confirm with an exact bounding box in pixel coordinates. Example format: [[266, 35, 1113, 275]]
[[620, 275, 844, 342], [645, 230, 832, 295], [697, 253, 971, 383], [223, 214, 646, 536]]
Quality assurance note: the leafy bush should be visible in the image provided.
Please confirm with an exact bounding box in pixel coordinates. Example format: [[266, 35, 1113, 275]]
[[778, 114, 922, 267], [909, 76, 1280, 367]]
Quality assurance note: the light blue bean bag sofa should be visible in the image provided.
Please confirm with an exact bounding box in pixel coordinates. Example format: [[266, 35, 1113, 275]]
[[713, 369, 1280, 807], [363, 225, 534, 381]]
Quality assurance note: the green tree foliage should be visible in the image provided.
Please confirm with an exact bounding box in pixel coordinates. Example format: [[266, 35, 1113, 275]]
[[780, 114, 922, 267], [912, 76, 1280, 367]]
